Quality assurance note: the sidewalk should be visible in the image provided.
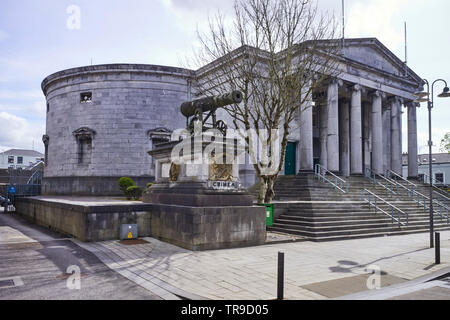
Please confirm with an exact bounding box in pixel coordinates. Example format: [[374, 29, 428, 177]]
[[74, 231, 450, 300]]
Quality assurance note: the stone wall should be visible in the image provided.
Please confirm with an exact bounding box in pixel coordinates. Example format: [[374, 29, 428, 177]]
[[14, 197, 266, 250], [42, 64, 193, 195], [14, 197, 152, 241]]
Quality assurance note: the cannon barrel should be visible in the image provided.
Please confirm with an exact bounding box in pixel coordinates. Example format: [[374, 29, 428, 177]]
[[180, 90, 243, 117]]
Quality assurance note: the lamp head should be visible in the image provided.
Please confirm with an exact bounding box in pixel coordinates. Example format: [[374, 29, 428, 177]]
[[437, 86, 450, 98], [413, 90, 429, 98], [413, 98, 428, 103]]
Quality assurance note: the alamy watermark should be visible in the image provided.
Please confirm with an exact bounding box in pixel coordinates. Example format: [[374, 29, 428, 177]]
[[170, 122, 282, 175], [366, 265, 381, 290], [66, 5, 81, 30], [66, 265, 81, 290]]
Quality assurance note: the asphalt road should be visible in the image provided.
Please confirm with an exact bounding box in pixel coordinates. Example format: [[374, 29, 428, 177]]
[[0, 211, 161, 300]]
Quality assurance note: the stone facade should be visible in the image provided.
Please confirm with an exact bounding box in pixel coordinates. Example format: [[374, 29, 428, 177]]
[[41, 38, 423, 195], [41, 64, 193, 195]]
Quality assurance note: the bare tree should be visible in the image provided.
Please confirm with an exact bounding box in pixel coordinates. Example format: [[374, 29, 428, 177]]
[[192, 0, 341, 203]]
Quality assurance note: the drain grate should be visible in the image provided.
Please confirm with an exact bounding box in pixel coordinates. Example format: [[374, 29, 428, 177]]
[[0, 279, 15, 288]]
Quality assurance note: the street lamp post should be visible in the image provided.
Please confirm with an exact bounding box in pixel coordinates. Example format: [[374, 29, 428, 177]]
[[414, 79, 450, 248]]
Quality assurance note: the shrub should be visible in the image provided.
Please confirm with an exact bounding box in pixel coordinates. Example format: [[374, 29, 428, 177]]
[[126, 186, 143, 200], [118, 177, 135, 194], [146, 182, 153, 189]]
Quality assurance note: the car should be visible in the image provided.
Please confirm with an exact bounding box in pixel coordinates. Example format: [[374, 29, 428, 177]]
[[0, 196, 12, 207]]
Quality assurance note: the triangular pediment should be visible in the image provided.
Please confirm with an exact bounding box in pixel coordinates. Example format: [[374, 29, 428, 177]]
[[341, 38, 421, 83]]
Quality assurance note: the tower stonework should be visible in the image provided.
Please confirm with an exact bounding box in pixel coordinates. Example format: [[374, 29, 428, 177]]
[[41, 64, 193, 195]]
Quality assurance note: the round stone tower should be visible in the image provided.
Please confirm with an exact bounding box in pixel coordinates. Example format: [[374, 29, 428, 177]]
[[41, 64, 194, 195]]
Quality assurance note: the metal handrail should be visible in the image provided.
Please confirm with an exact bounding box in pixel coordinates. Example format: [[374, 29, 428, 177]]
[[27, 169, 43, 185], [314, 164, 348, 193], [365, 168, 397, 195], [385, 171, 449, 224], [386, 170, 417, 188], [408, 186, 449, 223], [420, 172, 450, 197], [388, 169, 449, 207], [390, 169, 450, 204], [361, 189, 408, 226]]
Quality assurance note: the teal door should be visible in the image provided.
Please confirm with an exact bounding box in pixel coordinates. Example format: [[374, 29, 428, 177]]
[[284, 142, 296, 175]]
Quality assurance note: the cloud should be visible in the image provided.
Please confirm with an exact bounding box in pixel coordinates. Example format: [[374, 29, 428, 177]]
[[0, 112, 45, 153], [0, 89, 43, 100], [0, 100, 46, 118]]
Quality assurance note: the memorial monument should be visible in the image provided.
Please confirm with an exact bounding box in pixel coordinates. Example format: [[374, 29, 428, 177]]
[[142, 91, 266, 250]]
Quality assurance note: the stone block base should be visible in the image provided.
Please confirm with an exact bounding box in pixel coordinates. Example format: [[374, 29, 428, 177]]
[[14, 197, 266, 250], [148, 203, 266, 250], [14, 197, 152, 241]]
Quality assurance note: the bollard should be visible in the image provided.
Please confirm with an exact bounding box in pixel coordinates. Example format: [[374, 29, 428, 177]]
[[277, 251, 284, 300], [435, 232, 440, 265]]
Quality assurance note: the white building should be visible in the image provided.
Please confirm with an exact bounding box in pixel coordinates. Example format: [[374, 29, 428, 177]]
[[403, 153, 450, 187], [0, 149, 44, 169]]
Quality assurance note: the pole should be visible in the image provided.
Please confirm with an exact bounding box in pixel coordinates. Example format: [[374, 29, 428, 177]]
[[404, 21, 408, 77], [277, 251, 284, 300], [342, 0, 345, 50], [428, 100, 434, 248], [435, 232, 440, 264]]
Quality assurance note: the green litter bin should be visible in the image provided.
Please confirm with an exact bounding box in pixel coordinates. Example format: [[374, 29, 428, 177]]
[[258, 203, 274, 226]]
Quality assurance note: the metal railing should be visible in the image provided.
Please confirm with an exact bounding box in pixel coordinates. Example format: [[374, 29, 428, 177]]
[[27, 169, 43, 185], [1, 184, 41, 213], [361, 189, 408, 227], [365, 168, 398, 195], [3, 184, 41, 198], [387, 169, 449, 207], [314, 164, 348, 193], [385, 170, 449, 224], [419, 172, 450, 201]]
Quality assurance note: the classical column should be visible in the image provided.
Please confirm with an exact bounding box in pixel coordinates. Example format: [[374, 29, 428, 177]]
[[382, 104, 391, 173], [407, 102, 419, 178], [319, 102, 328, 169], [339, 98, 350, 177], [299, 88, 314, 172], [371, 90, 383, 174], [390, 97, 402, 175], [362, 102, 371, 173], [327, 80, 339, 172], [350, 84, 363, 175]]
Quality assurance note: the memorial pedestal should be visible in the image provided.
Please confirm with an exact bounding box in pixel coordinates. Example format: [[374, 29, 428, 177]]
[[142, 136, 266, 250]]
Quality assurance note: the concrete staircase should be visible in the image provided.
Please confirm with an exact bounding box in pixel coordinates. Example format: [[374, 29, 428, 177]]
[[267, 174, 450, 241], [392, 176, 449, 205]]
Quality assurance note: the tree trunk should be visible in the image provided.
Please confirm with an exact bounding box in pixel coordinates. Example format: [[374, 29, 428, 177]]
[[264, 175, 276, 203], [257, 175, 268, 204]]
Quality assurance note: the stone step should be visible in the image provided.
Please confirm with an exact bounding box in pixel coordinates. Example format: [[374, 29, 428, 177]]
[[268, 223, 450, 239], [267, 173, 450, 241], [277, 213, 445, 223], [300, 226, 450, 242], [274, 218, 448, 229], [281, 210, 444, 218]]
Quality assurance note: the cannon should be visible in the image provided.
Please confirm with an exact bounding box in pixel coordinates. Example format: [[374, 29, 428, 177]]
[[180, 90, 243, 135]]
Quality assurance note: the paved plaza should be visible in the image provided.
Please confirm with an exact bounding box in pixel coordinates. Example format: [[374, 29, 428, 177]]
[[74, 230, 450, 300]]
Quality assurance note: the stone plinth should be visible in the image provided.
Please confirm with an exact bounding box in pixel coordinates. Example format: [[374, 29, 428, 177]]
[[142, 135, 266, 250]]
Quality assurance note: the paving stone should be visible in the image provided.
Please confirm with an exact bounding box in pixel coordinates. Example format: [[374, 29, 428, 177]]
[[73, 230, 450, 300]]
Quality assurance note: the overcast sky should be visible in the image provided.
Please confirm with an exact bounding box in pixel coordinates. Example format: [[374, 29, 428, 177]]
[[0, 0, 449, 154]]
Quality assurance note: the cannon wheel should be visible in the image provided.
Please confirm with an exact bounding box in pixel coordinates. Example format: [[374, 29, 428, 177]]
[[216, 120, 227, 136]]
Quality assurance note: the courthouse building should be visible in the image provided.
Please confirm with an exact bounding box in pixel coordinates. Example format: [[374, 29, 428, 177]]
[[40, 38, 423, 195]]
